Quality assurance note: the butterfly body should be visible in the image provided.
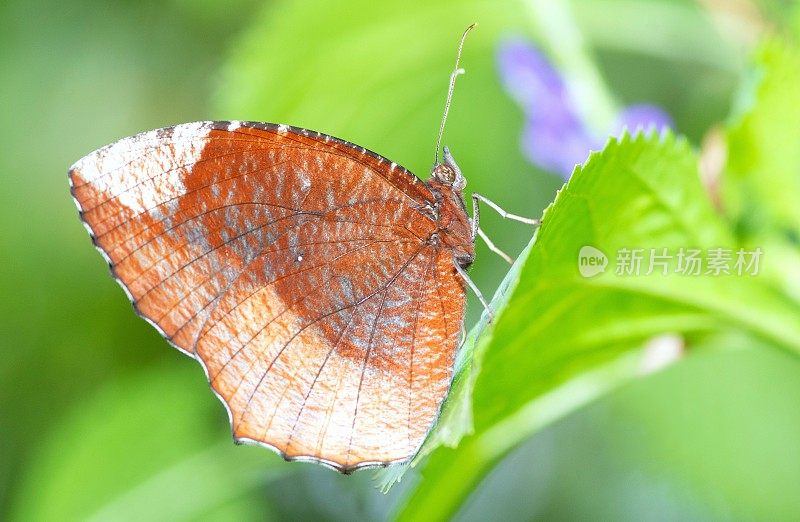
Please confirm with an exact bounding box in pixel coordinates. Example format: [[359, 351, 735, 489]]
[[427, 170, 474, 269], [69, 121, 472, 472]]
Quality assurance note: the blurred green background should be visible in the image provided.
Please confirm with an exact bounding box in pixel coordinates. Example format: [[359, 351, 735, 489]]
[[1, 0, 799, 520]]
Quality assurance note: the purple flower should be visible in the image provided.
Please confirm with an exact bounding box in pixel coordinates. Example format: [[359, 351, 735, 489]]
[[497, 38, 672, 179], [614, 104, 673, 136]]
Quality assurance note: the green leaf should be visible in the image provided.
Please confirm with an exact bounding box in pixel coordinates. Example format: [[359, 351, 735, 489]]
[[10, 364, 290, 522], [395, 131, 800, 520], [214, 0, 530, 179], [724, 37, 800, 312], [726, 38, 800, 238]]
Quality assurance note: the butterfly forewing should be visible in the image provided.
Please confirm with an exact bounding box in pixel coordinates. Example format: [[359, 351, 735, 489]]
[[69, 121, 466, 471]]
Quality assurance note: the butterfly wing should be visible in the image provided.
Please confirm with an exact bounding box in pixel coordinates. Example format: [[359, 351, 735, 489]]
[[69, 121, 466, 470]]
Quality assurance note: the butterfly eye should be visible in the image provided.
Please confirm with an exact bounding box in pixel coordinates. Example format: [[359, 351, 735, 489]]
[[432, 164, 457, 184]]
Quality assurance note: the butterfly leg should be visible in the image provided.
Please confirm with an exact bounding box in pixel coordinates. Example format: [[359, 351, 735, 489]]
[[454, 260, 494, 322], [470, 193, 540, 265], [472, 193, 540, 227], [477, 227, 513, 265]]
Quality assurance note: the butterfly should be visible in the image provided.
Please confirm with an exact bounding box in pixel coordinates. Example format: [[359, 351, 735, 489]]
[[68, 24, 535, 472]]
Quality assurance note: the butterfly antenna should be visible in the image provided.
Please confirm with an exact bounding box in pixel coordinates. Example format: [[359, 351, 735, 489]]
[[434, 23, 477, 166]]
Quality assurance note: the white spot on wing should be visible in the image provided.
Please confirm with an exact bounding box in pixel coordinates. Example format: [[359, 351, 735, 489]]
[[297, 170, 311, 192], [80, 122, 209, 213], [227, 120, 242, 131]]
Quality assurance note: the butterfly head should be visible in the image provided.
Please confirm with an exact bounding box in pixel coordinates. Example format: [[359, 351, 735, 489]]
[[431, 146, 466, 192]]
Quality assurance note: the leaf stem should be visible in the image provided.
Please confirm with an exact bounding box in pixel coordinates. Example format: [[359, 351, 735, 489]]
[[395, 353, 641, 521]]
